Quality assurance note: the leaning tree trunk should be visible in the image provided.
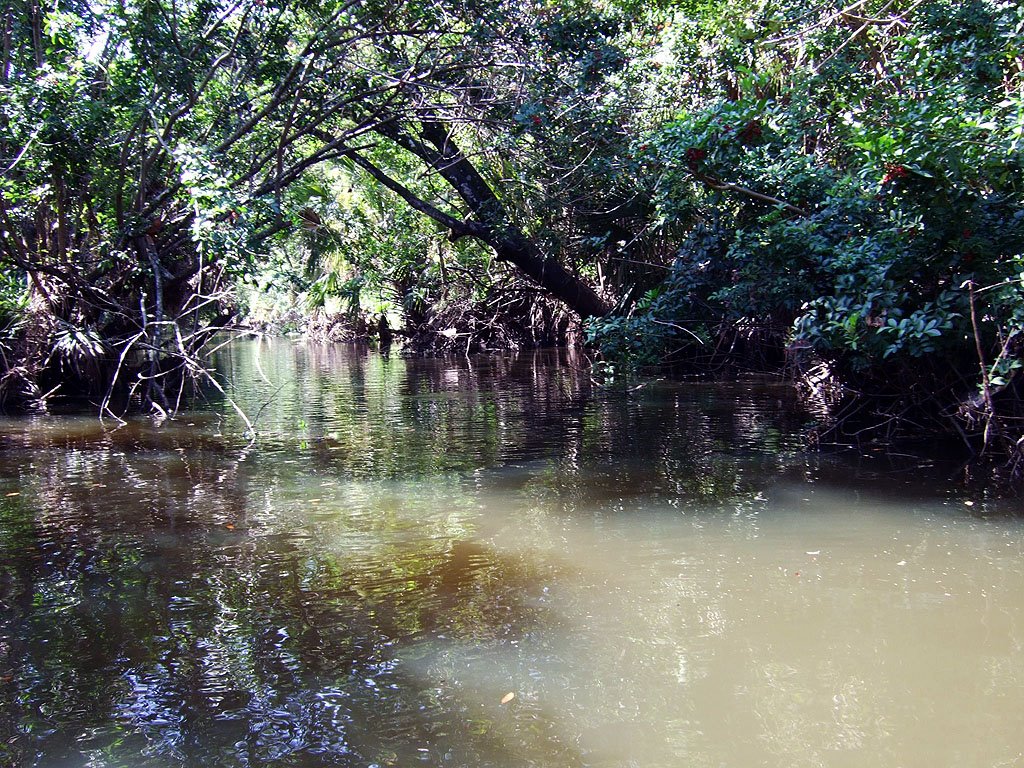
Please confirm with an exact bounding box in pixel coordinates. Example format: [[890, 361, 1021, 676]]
[[364, 120, 610, 319]]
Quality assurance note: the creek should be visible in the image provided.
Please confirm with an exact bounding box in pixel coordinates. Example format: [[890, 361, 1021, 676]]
[[1, 339, 1022, 767]]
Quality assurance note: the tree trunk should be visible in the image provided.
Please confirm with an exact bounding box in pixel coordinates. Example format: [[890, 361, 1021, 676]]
[[487, 230, 609, 319], [373, 120, 610, 319]]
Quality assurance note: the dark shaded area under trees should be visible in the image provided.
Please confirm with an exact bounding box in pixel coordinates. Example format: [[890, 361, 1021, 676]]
[[1, 0, 1023, 474]]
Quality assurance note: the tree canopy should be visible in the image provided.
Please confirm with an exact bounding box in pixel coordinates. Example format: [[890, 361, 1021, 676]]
[[1, 0, 1023, 464]]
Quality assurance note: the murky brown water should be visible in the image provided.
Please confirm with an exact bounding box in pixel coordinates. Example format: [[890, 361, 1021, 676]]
[[1, 339, 1022, 767]]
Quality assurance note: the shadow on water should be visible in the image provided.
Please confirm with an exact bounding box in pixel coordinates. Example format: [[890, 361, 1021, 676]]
[[1, 339, 1022, 767]]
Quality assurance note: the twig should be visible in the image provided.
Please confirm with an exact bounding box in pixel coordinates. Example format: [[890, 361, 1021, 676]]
[[172, 325, 255, 438], [649, 319, 706, 345], [695, 173, 809, 216], [965, 279, 995, 452], [100, 331, 146, 424]]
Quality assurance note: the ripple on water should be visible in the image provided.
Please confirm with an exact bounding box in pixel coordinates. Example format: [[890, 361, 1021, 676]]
[[2, 343, 1023, 768]]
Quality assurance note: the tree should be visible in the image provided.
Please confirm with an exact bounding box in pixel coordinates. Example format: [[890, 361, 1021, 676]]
[[1, 0, 625, 412], [590, 0, 1024, 458]]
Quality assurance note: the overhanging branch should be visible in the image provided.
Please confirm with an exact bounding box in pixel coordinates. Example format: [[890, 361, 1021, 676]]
[[344, 151, 486, 240]]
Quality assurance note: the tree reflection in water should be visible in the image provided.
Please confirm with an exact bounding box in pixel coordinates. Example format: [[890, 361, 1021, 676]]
[[0, 341, 862, 767]]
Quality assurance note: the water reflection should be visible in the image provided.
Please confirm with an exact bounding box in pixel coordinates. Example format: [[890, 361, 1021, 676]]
[[0, 340, 1022, 767]]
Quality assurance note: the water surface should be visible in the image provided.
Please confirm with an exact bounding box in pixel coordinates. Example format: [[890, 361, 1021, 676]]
[[1, 340, 1022, 767]]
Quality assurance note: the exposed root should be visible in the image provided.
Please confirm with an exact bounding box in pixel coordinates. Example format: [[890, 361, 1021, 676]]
[[403, 287, 580, 355]]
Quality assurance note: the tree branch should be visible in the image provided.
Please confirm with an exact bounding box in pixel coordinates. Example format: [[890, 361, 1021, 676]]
[[695, 172, 809, 217]]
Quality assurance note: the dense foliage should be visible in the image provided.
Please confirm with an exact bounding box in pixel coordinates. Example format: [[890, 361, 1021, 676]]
[[588, 0, 1024, 460], [0, 0, 621, 411], [1, 0, 1023, 465]]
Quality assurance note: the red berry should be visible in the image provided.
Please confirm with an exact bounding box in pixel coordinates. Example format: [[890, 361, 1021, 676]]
[[881, 164, 907, 184], [738, 121, 762, 143]]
